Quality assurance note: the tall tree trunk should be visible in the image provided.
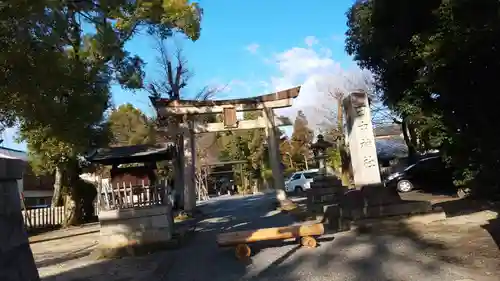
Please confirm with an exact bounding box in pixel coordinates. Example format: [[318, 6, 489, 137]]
[[62, 170, 91, 227], [339, 145, 353, 187], [402, 116, 417, 163], [63, 188, 83, 227], [51, 166, 63, 207]]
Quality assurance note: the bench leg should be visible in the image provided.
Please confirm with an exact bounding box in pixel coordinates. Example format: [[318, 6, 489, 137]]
[[235, 244, 251, 260], [300, 236, 317, 248]]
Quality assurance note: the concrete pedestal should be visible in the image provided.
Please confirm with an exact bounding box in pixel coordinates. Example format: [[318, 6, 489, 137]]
[[0, 158, 40, 281], [96, 205, 173, 257]]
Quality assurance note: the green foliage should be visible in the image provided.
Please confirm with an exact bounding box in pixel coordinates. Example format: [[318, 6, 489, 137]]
[[217, 111, 267, 183], [290, 110, 313, 170], [326, 147, 342, 172], [4, 0, 204, 220], [0, 0, 202, 137], [262, 168, 273, 181], [345, 0, 500, 193], [108, 104, 156, 146]]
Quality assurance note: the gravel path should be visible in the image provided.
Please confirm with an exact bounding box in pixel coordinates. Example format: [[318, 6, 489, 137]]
[[35, 194, 498, 281]]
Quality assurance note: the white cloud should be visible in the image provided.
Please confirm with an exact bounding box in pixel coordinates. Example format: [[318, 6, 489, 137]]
[[245, 43, 260, 54], [259, 38, 372, 134], [304, 36, 319, 47]]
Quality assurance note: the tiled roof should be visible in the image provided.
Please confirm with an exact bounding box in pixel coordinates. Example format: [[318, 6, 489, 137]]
[[86, 143, 175, 165], [0, 146, 28, 161], [374, 124, 402, 137]]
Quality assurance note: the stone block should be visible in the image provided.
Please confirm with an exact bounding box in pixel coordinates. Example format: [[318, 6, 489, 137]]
[[306, 185, 347, 209], [97, 205, 173, 253], [0, 181, 40, 281]]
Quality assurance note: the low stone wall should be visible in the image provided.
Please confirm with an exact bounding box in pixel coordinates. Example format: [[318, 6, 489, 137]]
[[97, 205, 173, 254]]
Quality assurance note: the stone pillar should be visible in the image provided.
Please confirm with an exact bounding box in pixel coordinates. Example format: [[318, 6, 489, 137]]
[[263, 108, 287, 202], [173, 125, 185, 209], [0, 158, 40, 281], [183, 120, 197, 212], [342, 91, 381, 186]]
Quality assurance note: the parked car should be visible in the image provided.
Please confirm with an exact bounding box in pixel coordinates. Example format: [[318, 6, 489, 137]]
[[384, 156, 454, 193], [285, 169, 319, 193]]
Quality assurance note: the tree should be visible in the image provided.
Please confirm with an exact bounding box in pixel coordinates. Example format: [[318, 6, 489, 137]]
[[15, 0, 204, 225], [108, 104, 156, 146], [1, 2, 203, 280], [147, 32, 221, 212], [345, 0, 500, 195], [290, 110, 313, 170], [214, 111, 270, 194], [1, 0, 202, 139]]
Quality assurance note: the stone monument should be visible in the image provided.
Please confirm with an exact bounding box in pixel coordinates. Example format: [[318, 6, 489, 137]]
[[0, 157, 40, 281], [314, 91, 436, 231], [342, 91, 381, 186]]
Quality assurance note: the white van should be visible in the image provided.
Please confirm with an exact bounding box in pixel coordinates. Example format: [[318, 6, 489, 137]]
[[284, 169, 319, 193]]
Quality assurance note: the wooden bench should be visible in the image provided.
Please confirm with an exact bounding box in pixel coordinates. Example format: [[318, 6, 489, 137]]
[[216, 223, 325, 259]]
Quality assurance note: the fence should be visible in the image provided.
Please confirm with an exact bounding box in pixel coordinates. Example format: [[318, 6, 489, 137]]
[[98, 179, 169, 211], [22, 206, 66, 230]]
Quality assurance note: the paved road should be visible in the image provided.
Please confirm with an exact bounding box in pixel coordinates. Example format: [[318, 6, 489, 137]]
[[39, 194, 496, 281]]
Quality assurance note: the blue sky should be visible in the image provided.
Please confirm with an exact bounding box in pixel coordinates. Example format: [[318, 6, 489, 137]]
[[2, 0, 360, 151]]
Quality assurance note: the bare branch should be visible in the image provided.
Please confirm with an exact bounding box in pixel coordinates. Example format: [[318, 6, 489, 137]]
[[148, 34, 192, 100], [194, 84, 226, 101]]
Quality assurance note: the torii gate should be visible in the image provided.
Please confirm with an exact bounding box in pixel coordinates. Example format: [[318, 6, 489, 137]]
[[150, 86, 301, 210]]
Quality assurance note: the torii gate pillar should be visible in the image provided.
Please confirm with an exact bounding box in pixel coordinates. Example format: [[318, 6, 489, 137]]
[[263, 108, 287, 201]]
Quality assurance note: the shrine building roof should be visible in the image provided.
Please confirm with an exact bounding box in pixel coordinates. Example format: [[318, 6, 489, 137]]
[[86, 143, 175, 166]]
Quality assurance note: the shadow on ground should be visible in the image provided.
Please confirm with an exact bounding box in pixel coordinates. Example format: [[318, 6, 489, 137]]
[[35, 244, 96, 268], [39, 194, 498, 281], [434, 197, 499, 217]]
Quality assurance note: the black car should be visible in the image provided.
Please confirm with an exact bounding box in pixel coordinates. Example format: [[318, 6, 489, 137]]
[[384, 156, 454, 193]]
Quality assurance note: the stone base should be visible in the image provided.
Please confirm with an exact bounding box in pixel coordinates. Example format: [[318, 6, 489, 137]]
[[306, 183, 439, 232], [97, 205, 173, 256], [321, 200, 434, 231]]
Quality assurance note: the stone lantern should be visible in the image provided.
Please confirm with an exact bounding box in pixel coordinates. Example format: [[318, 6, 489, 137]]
[[311, 134, 333, 176]]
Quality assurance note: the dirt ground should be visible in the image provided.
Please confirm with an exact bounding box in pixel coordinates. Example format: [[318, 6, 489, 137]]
[[363, 210, 499, 275], [31, 193, 500, 280], [363, 190, 500, 277]]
